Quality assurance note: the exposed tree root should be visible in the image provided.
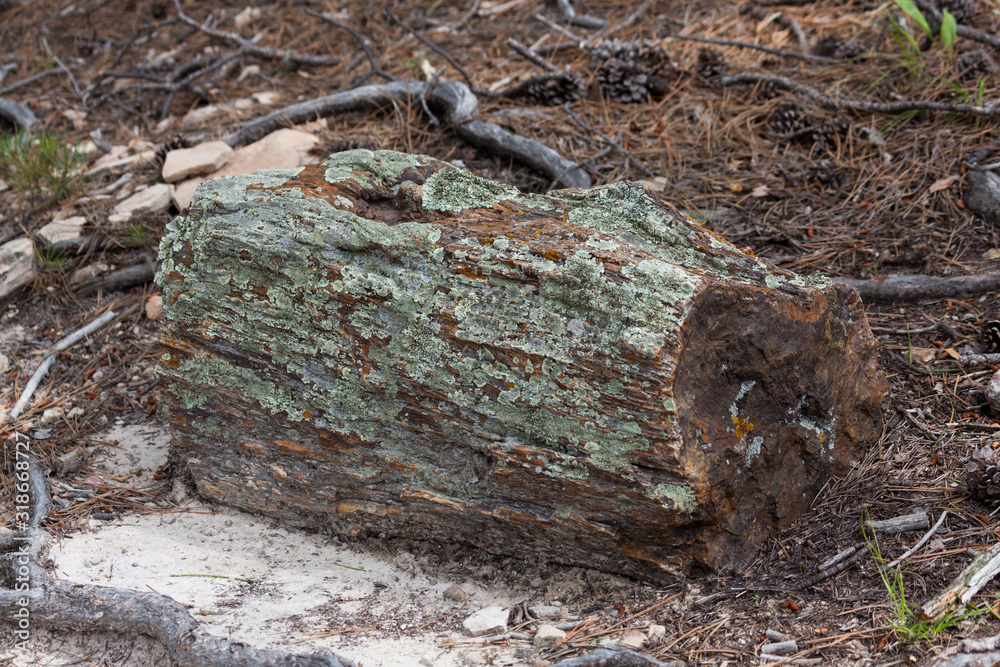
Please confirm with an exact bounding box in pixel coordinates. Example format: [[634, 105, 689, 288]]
[[4, 580, 356, 667], [550, 646, 676, 667], [834, 274, 1000, 304], [1, 349, 357, 667], [223, 80, 592, 189]]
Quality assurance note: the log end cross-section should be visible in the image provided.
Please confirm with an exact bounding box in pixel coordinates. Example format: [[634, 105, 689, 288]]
[[156, 149, 886, 582]]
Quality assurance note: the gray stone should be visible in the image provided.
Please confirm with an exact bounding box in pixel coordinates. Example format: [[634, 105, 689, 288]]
[[462, 606, 509, 637], [528, 604, 562, 619], [162, 141, 234, 183], [0, 237, 36, 300], [966, 170, 1000, 223], [647, 624, 666, 640], [37, 216, 85, 244], [618, 630, 646, 650], [110, 184, 172, 223], [986, 370, 1000, 415], [443, 584, 468, 602], [533, 624, 566, 648]]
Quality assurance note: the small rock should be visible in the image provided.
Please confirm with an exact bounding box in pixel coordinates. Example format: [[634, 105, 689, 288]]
[[761, 639, 798, 656], [69, 262, 110, 286], [91, 369, 105, 383], [443, 584, 468, 602], [67, 407, 84, 418], [0, 526, 13, 536], [619, 630, 646, 650], [171, 128, 317, 209], [253, 90, 280, 106], [37, 216, 85, 244], [146, 293, 164, 320], [647, 624, 666, 640], [462, 606, 509, 637], [153, 117, 175, 134], [33, 429, 53, 440], [986, 370, 1000, 415], [233, 6, 262, 28], [765, 629, 792, 642], [533, 624, 566, 648], [0, 353, 8, 375], [110, 183, 172, 223], [40, 408, 61, 425], [459, 653, 485, 666], [984, 248, 1000, 260], [54, 448, 85, 476], [528, 604, 562, 619], [419, 654, 434, 667], [966, 170, 1000, 223], [61, 109, 87, 130], [0, 237, 36, 300], [162, 141, 234, 183]]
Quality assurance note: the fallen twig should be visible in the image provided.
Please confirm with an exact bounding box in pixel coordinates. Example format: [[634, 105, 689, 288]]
[[0, 97, 36, 130], [718, 72, 1000, 117], [961, 353, 1000, 366], [304, 9, 397, 84], [563, 103, 655, 177], [919, 541, 1000, 622], [75, 262, 156, 297], [509, 38, 563, 73], [172, 0, 341, 67], [224, 80, 591, 189], [833, 274, 1000, 304], [5, 310, 118, 423], [556, 0, 605, 30], [385, 8, 484, 95], [673, 34, 838, 63], [886, 511, 947, 569]]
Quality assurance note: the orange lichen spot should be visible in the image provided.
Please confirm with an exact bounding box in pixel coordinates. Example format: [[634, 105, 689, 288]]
[[732, 415, 754, 439], [161, 354, 180, 369], [739, 246, 755, 257], [165, 270, 185, 283], [544, 249, 561, 261], [504, 381, 515, 389], [816, 432, 825, 443], [535, 229, 542, 235], [302, 409, 313, 419], [361, 364, 371, 375], [456, 266, 485, 280], [480, 237, 494, 245]]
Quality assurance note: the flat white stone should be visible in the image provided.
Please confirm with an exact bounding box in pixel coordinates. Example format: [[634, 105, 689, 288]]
[[162, 141, 234, 183], [618, 630, 646, 650], [0, 237, 36, 299], [171, 128, 318, 209], [37, 216, 85, 244], [112, 183, 172, 219], [533, 623, 566, 647], [69, 262, 109, 286], [462, 606, 508, 637]]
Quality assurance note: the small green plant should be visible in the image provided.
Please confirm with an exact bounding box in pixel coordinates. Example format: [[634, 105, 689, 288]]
[[891, 0, 958, 58], [866, 529, 986, 643], [33, 242, 71, 271], [121, 224, 151, 248], [0, 128, 85, 202]]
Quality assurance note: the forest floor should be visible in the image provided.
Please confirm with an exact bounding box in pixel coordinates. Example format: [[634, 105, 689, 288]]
[[2, 0, 1000, 665]]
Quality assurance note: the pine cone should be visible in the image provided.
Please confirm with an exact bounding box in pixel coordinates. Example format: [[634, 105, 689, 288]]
[[805, 159, 845, 190], [811, 117, 851, 151], [768, 102, 805, 136], [501, 73, 585, 106], [812, 36, 866, 60], [591, 39, 676, 104], [939, 0, 977, 23], [981, 319, 1000, 352], [963, 445, 1000, 506], [955, 49, 998, 81], [696, 48, 727, 80], [153, 134, 191, 166]]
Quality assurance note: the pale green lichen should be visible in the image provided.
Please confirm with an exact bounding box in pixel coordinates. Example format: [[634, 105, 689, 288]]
[[158, 150, 837, 503], [421, 167, 519, 212], [647, 483, 697, 513]]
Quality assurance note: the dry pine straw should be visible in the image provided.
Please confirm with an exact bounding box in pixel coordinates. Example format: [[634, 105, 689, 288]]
[[3, 0, 1000, 663]]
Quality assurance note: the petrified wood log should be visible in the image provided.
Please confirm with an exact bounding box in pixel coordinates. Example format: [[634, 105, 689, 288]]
[[156, 149, 886, 582]]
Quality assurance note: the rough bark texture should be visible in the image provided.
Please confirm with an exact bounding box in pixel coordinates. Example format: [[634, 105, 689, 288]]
[[156, 149, 886, 582]]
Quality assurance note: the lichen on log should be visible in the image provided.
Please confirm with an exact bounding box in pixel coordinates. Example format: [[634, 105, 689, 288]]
[[156, 149, 886, 582]]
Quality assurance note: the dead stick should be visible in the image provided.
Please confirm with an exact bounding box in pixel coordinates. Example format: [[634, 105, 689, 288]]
[[718, 72, 1000, 117], [563, 103, 655, 177], [833, 273, 1000, 304], [508, 38, 563, 73], [304, 9, 396, 82], [919, 542, 1000, 622], [886, 511, 948, 569], [673, 34, 837, 63], [224, 79, 591, 188], [171, 0, 340, 67]]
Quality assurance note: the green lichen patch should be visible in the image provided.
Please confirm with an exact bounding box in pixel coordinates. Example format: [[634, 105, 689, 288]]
[[421, 167, 519, 212]]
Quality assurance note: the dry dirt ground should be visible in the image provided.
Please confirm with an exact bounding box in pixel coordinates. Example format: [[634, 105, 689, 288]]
[[2, 0, 1000, 665]]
